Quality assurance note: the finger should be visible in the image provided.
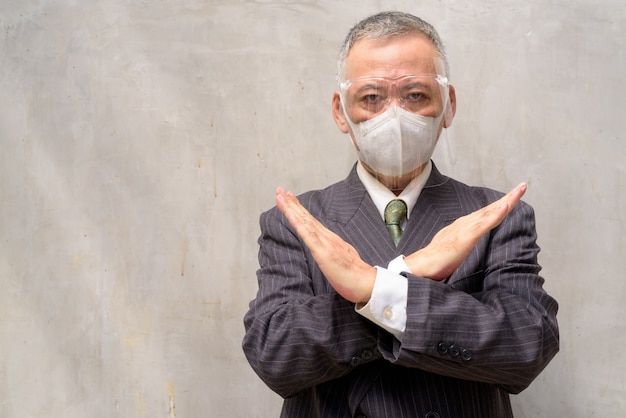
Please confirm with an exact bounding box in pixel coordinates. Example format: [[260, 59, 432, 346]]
[[276, 188, 304, 219], [479, 182, 527, 216], [480, 182, 528, 228], [276, 188, 330, 243], [276, 188, 303, 225], [492, 182, 527, 217], [277, 188, 310, 219], [275, 187, 292, 216], [504, 182, 527, 211], [449, 182, 527, 239]]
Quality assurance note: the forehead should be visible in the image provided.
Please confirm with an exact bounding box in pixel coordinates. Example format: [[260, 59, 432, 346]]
[[345, 34, 441, 80]]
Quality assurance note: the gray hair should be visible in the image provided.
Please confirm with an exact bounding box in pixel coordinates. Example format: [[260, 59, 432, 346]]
[[336, 11, 449, 84]]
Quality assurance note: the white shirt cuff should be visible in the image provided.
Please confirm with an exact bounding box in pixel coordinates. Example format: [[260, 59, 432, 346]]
[[355, 258, 409, 341], [387, 254, 410, 274]]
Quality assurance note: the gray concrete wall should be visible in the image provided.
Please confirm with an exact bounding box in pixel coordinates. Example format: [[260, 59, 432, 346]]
[[1, 1, 624, 416]]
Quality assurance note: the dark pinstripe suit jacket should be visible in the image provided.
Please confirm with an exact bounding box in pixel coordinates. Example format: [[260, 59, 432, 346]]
[[243, 163, 559, 418]]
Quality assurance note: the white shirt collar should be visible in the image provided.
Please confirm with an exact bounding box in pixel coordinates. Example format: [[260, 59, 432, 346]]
[[356, 160, 432, 221]]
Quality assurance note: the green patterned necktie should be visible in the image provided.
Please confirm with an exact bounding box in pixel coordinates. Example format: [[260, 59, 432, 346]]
[[384, 199, 407, 247]]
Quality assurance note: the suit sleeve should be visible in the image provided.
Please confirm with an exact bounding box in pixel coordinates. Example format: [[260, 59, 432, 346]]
[[242, 207, 381, 398], [380, 200, 560, 393]]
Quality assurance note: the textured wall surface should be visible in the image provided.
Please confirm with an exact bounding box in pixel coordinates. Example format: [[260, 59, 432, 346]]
[[1, 1, 624, 417]]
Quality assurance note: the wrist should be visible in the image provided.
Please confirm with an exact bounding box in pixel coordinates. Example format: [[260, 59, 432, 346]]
[[357, 265, 377, 304], [404, 251, 425, 277]]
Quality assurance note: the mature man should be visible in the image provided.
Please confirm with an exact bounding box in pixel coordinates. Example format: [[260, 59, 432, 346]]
[[243, 11, 559, 418]]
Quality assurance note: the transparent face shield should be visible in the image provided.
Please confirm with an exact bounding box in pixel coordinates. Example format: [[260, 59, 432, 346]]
[[338, 57, 451, 190], [339, 57, 450, 124]]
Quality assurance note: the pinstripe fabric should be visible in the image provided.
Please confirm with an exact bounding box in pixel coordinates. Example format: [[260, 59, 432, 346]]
[[242, 163, 559, 418]]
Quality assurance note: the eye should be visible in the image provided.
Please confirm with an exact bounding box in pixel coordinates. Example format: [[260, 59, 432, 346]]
[[405, 92, 424, 102], [401, 84, 429, 102], [363, 94, 384, 104]]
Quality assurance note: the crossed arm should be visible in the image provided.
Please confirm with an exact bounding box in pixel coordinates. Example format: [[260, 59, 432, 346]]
[[244, 182, 558, 397], [275, 182, 528, 304]]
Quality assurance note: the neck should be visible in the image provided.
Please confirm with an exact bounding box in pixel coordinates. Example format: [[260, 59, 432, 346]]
[[362, 162, 427, 195]]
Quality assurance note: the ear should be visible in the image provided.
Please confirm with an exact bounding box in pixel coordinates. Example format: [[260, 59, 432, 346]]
[[443, 84, 456, 128], [332, 91, 350, 134]]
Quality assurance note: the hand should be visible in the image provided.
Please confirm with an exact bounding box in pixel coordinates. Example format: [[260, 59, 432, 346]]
[[404, 182, 528, 281], [275, 187, 377, 304]]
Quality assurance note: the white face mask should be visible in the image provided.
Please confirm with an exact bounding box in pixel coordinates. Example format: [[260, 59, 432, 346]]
[[345, 105, 444, 179]]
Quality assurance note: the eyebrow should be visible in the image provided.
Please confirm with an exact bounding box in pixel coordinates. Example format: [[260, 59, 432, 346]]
[[353, 83, 386, 94], [401, 80, 430, 88]]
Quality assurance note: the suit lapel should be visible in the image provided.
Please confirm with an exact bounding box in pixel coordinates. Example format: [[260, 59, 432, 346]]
[[399, 164, 466, 254], [325, 165, 399, 266]]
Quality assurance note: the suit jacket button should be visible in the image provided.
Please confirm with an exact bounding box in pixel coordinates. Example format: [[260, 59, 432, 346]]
[[350, 356, 362, 367], [461, 348, 473, 361], [425, 411, 441, 418], [449, 344, 461, 358], [361, 349, 373, 361], [437, 342, 449, 355]]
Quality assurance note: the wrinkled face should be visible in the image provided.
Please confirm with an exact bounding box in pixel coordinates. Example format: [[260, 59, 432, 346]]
[[333, 34, 455, 132]]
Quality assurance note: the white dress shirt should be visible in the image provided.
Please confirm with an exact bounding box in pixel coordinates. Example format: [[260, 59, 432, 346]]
[[354, 160, 432, 341]]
